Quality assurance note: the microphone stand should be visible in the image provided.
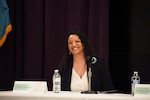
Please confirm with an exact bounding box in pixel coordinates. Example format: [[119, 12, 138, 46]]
[[88, 67, 92, 91], [81, 63, 97, 94]]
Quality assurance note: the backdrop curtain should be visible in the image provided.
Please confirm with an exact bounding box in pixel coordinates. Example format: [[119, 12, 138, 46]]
[[0, 0, 109, 90]]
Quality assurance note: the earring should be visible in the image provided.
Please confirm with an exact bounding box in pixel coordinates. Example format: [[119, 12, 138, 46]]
[[69, 52, 71, 55]]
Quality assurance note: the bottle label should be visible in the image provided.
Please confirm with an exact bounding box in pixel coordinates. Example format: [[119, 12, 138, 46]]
[[132, 80, 140, 84], [54, 78, 61, 82], [53, 78, 61, 93]]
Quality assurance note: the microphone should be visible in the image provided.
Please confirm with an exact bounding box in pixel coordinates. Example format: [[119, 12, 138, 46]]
[[81, 56, 98, 94], [86, 56, 91, 63]]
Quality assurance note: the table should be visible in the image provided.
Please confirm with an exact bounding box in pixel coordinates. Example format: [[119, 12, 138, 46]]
[[0, 91, 150, 100]]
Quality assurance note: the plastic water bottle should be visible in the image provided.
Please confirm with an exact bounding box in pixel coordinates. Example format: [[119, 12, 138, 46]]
[[131, 71, 140, 95], [52, 69, 61, 93]]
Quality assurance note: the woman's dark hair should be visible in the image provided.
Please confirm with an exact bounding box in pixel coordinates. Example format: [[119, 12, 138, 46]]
[[59, 30, 94, 71]]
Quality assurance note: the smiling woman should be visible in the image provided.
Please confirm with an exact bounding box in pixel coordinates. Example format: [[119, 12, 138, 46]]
[[58, 31, 114, 92], [68, 34, 86, 79]]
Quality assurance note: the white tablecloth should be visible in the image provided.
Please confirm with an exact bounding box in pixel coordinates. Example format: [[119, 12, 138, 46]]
[[0, 91, 150, 100]]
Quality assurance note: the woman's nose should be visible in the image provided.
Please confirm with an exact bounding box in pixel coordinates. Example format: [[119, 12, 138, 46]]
[[72, 41, 76, 46]]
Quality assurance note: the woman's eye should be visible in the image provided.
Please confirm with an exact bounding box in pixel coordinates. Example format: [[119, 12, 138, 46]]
[[76, 40, 81, 43], [68, 42, 72, 44], [68, 40, 81, 44]]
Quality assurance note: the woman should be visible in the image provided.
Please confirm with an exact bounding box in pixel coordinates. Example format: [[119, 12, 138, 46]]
[[59, 31, 114, 92]]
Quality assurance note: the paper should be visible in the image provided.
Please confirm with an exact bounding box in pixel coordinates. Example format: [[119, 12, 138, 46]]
[[134, 84, 150, 97], [13, 81, 48, 93]]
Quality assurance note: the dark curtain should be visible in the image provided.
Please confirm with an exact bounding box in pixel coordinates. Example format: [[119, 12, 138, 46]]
[[0, 0, 109, 90]]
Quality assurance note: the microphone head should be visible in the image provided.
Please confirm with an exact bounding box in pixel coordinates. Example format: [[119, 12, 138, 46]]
[[86, 56, 91, 63]]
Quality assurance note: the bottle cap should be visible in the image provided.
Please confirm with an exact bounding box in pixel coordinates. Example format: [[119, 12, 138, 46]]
[[134, 71, 138, 74], [54, 69, 59, 72]]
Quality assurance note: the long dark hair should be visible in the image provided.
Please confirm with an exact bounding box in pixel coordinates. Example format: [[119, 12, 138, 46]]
[[59, 30, 94, 71]]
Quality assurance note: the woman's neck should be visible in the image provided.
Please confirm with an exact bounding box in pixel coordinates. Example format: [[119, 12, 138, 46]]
[[73, 54, 85, 64], [73, 54, 87, 78]]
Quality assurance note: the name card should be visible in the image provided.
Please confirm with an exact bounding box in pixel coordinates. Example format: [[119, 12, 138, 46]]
[[134, 84, 150, 97], [13, 81, 48, 93]]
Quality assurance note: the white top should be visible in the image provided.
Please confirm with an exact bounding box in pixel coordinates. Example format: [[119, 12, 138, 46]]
[[70, 68, 88, 92]]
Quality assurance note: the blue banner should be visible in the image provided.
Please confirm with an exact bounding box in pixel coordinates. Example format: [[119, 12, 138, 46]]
[[0, 0, 12, 47]]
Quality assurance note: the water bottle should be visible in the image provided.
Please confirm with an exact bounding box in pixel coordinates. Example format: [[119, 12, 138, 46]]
[[52, 69, 61, 93], [131, 71, 140, 95]]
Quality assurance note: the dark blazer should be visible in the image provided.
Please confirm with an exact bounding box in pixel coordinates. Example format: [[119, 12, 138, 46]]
[[59, 57, 114, 91]]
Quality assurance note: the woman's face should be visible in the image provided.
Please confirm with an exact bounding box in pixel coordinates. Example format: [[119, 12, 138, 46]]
[[68, 34, 84, 56]]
